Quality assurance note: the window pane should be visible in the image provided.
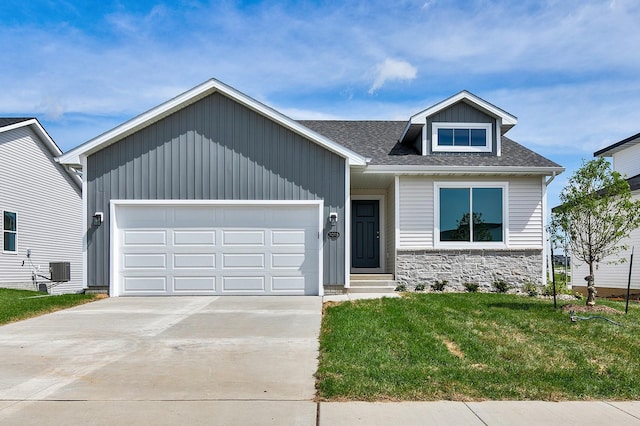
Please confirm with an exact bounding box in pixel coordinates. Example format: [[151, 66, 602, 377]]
[[470, 129, 487, 146], [4, 232, 15, 252], [453, 129, 470, 146], [438, 128, 454, 146], [440, 188, 470, 241], [4, 211, 16, 231], [472, 188, 503, 242]]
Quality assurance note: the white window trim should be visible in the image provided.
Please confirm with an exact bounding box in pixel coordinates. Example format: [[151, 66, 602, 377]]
[[434, 181, 509, 249], [432, 122, 492, 153], [2, 210, 18, 254]]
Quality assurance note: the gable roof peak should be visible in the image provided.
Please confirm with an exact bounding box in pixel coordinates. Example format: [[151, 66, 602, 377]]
[[399, 90, 518, 144], [57, 78, 367, 167]]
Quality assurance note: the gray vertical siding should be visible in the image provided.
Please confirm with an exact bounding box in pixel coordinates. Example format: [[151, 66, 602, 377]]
[[427, 101, 496, 154], [87, 92, 346, 288]]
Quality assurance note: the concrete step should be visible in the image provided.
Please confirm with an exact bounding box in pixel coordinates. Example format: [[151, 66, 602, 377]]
[[84, 286, 109, 295], [350, 274, 394, 281], [348, 285, 396, 294], [348, 275, 397, 294], [350, 280, 396, 288]]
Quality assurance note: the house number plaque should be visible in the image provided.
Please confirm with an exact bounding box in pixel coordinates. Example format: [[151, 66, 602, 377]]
[[328, 231, 340, 240]]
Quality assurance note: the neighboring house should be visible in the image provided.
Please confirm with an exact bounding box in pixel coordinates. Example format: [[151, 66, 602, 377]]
[[57, 79, 563, 297], [571, 133, 640, 297], [0, 118, 83, 294]]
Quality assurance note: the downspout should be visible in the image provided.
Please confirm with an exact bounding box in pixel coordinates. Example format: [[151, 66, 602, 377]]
[[543, 171, 558, 286]]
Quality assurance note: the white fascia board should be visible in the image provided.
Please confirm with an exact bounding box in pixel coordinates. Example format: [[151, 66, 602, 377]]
[[57, 78, 367, 167], [0, 118, 63, 156], [362, 165, 565, 176], [0, 118, 82, 186], [409, 90, 518, 127]]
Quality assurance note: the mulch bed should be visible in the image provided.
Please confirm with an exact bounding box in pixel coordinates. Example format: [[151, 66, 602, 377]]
[[560, 303, 622, 314]]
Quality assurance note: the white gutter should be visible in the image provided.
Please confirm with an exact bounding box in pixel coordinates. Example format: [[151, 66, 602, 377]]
[[362, 165, 565, 175]]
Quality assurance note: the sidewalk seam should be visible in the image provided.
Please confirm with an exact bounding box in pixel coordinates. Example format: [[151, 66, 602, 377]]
[[464, 402, 488, 426], [605, 402, 640, 421]]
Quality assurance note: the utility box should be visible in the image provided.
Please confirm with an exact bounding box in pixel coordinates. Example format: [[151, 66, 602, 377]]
[[49, 262, 71, 282]]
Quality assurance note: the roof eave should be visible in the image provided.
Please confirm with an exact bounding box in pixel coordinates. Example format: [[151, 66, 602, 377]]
[[360, 165, 565, 176], [594, 132, 640, 157]]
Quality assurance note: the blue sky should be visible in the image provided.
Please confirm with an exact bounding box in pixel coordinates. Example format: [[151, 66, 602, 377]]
[[2, 0, 640, 209]]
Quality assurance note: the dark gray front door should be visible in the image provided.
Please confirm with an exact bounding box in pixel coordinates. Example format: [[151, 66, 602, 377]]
[[352, 200, 380, 268]]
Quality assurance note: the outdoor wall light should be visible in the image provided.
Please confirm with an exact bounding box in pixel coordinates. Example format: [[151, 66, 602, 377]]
[[329, 212, 338, 227], [92, 212, 103, 227]]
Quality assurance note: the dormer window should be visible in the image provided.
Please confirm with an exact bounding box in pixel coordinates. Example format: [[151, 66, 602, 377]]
[[432, 123, 492, 153]]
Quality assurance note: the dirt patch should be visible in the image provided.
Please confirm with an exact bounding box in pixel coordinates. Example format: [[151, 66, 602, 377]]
[[561, 304, 622, 314], [322, 300, 344, 315], [439, 336, 464, 359]]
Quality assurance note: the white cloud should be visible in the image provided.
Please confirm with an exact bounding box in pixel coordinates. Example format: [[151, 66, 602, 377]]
[[368, 59, 418, 94]]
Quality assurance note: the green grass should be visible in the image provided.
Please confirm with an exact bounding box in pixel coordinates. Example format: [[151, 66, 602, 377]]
[[317, 293, 640, 401], [0, 288, 99, 325]]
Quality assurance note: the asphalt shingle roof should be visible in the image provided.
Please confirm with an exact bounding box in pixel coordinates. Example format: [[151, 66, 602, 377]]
[[0, 117, 33, 128], [299, 120, 562, 168]]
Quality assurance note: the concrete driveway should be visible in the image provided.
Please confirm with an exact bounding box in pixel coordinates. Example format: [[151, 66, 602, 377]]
[[0, 296, 321, 425]]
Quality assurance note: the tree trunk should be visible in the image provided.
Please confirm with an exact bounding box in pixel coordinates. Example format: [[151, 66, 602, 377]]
[[586, 262, 596, 306]]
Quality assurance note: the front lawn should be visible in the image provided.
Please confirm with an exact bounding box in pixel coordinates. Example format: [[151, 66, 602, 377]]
[[0, 288, 99, 325], [317, 293, 640, 401]]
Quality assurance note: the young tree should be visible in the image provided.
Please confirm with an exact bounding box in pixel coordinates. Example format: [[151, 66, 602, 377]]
[[552, 158, 640, 306]]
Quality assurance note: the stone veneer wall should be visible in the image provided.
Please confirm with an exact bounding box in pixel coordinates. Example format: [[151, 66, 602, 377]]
[[396, 249, 543, 291]]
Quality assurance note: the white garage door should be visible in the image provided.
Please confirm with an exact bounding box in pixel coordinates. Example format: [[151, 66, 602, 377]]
[[111, 202, 322, 296]]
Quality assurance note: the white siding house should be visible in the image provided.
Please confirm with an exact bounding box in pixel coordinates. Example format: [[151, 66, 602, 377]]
[[571, 133, 640, 296], [0, 118, 83, 294]]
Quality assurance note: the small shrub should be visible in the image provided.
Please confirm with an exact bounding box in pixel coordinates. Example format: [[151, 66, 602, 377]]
[[543, 279, 572, 296], [414, 283, 426, 292], [523, 281, 539, 297], [574, 291, 584, 300], [493, 279, 510, 293], [395, 284, 407, 292], [431, 279, 448, 292], [463, 282, 479, 293]]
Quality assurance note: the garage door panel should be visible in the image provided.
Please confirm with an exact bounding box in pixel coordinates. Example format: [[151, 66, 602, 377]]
[[272, 253, 305, 268], [272, 230, 305, 246], [123, 276, 167, 292], [222, 230, 265, 246], [123, 253, 166, 269], [272, 277, 306, 292], [173, 277, 216, 292], [124, 230, 166, 245], [119, 207, 168, 227], [116, 203, 320, 296], [222, 276, 265, 292], [173, 254, 216, 269], [173, 207, 218, 227], [222, 253, 265, 269], [173, 230, 216, 246], [221, 208, 266, 227]]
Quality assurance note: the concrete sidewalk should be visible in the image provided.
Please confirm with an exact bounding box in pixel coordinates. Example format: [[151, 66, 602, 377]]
[[4, 400, 638, 425], [319, 401, 640, 425]]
